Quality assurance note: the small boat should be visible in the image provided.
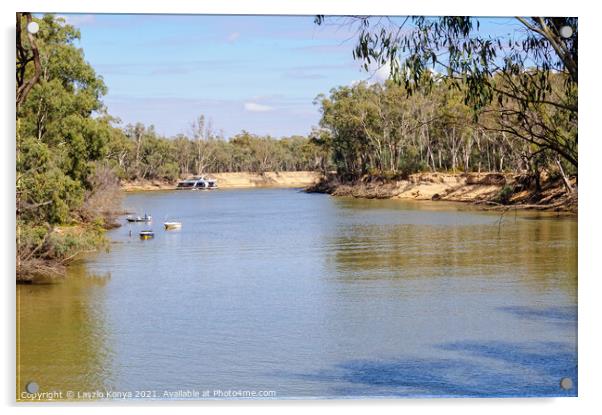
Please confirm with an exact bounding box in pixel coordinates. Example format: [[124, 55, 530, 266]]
[[127, 213, 152, 223], [139, 230, 154, 239], [164, 221, 182, 230]]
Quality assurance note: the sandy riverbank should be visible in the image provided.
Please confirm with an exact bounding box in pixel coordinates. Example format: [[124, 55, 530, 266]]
[[307, 172, 577, 213], [121, 171, 323, 192], [121, 171, 576, 213], [212, 171, 322, 188]]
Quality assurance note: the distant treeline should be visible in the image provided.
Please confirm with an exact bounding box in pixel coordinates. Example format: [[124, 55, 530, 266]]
[[313, 76, 576, 186], [313, 16, 577, 190], [15, 14, 577, 279], [106, 119, 327, 182]]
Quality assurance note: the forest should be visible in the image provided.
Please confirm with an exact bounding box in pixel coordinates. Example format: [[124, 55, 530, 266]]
[[313, 73, 576, 187], [106, 121, 325, 181], [16, 14, 577, 279], [313, 16, 577, 188]]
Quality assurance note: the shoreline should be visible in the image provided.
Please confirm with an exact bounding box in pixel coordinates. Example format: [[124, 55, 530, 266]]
[[23, 171, 574, 282], [120, 171, 323, 192], [120, 171, 576, 214], [306, 172, 577, 214]]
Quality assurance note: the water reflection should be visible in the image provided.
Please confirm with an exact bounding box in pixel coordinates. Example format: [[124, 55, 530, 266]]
[[17, 264, 113, 399], [296, 341, 576, 397], [311, 198, 577, 397], [16, 190, 577, 399], [498, 306, 577, 324], [328, 200, 577, 299]]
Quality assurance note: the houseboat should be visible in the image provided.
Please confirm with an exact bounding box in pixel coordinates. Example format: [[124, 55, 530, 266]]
[[176, 176, 218, 190]]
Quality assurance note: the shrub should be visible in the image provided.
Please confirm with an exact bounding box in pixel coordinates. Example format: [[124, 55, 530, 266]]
[[497, 185, 514, 205]]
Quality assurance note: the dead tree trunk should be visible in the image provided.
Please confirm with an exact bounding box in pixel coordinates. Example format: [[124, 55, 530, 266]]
[[16, 13, 42, 112], [555, 156, 573, 194]]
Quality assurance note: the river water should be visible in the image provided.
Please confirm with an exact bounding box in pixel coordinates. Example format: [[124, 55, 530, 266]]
[[17, 188, 577, 399]]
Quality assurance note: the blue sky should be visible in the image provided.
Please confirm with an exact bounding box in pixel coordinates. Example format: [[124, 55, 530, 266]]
[[58, 14, 522, 138]]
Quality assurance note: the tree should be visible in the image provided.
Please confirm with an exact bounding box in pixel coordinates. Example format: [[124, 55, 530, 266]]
[[16, 14, 115, 279], [315, 16, 577, 171], [314, 78, 545, 179], [190, 115, 217, 175], [16, 13, 42, 111]]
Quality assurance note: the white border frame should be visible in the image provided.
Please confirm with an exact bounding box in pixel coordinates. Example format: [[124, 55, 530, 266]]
[[2, 1, 600, 414]]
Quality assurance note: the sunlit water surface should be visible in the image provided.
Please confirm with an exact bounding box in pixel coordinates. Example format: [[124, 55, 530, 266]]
[[17, 189, 577, 399]]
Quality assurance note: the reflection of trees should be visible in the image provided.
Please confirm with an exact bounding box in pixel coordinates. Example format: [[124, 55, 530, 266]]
[[17, 266, 112, 399], [328, 217, 577, 296], [298, 340, 577, 397]]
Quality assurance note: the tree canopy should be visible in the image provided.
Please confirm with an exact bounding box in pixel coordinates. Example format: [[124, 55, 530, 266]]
[[315, 16, 577, 169], [313, 79, 542, 180], [16, 14, 120, 278]]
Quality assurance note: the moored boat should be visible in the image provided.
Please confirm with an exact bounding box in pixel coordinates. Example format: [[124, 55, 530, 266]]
[[127, 213, 152, 222], [139, 230, 154, 239], [164, 221, 182, 230]]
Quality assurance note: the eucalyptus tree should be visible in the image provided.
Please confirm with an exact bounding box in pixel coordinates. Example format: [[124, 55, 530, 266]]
[[17, 13, 110, 223], [315, 16, 578, 172], [16, 14, 117, 277], [190, 115, 218, 175], [314, 77, 545, 178], [16, 12, 41, 112]]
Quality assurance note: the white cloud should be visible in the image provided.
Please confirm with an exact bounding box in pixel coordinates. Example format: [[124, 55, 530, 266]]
[[226, 32, 240, 42], [362, 59, 401, 83], [373, 62, 391, 82], [244, 102, 274, 112]]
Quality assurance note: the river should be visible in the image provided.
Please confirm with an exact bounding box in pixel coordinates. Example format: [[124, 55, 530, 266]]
[[17, 188, 577, 399]]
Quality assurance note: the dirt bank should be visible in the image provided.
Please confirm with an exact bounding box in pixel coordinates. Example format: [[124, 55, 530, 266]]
[[211, 171, 322, 188], [307, 172, 577, 213], [121, 171, 323, 192]]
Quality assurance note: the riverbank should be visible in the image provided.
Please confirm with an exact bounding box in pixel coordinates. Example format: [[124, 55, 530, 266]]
[[121, 171, 323, 192], [16, 222, 111, 283], [307, 172, 577, 214]]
